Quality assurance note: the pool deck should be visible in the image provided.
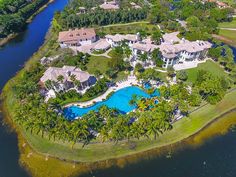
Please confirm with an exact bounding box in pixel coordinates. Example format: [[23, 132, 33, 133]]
[[64, 75, 140, 108]]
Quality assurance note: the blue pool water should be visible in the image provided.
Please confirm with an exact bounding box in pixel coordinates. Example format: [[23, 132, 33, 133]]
[[64, 86, 160, 120]]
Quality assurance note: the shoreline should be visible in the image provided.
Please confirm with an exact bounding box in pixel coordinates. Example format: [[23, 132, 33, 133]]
[[0, 0, 55, 47], [2, 81, 236, 162], [2, 94, 236, 177], [212, 33, 236, 47], [1, 25, 236, 164]]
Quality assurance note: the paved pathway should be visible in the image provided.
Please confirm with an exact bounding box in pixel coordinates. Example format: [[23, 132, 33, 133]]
[[89, 48, 112, 58], [173, 58, 208, 71], [219, 27, 236, 31]]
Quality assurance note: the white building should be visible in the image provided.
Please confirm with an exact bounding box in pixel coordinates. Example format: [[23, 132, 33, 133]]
[[130, 32, 212, 68], [40, 66, 97, 93], [58, 28, 97, 48], [99, 0, 120, 10], [105, 34, 139, 47]]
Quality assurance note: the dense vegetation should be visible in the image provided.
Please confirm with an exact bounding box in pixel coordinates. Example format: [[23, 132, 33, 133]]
[[3, 0, 236, 147], [0, 0, 50, 38], [58, 8, 148, 29]]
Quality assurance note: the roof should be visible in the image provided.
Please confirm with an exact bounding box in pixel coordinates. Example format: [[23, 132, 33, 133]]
[[93, 39, 111, 50], [158, 40, 212, 58], [58, 28, 96, 43], [131, 31, 212, 58], [130, 2, 141, 9], [99, 1, 120, 10], [40, 66, 92, 84], [105, 34, 138, 42], [162, 32, 181, 44], [132, 42, 154, 52]]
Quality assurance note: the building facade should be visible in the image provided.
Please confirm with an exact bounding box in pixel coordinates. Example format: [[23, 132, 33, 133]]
[[58, 28, 97, 48], [40, 66, 97, 93]]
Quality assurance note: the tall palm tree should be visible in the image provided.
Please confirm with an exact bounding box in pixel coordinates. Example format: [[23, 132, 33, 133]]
[[57, 75, 64, 84]]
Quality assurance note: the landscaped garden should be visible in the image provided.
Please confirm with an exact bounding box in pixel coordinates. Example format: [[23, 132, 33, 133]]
[[96, 21, 159, 35], [1, 1, 236, 177], [219, 17, 236, 28], [185, 60, 230, 83]]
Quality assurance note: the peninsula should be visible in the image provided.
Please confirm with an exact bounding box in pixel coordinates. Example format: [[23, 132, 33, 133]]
[[1, 0, 236, 176]]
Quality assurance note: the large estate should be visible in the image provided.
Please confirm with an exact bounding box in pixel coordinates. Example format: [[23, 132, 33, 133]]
[[57, 27, 212, 69], [3, 0, 236, 175]]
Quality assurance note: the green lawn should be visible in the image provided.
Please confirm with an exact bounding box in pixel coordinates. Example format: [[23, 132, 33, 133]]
[[96, 21, 159, 35], [219, 18, 236, 29], [16, 88, 236, 163], [158, 72, 168, 82], [185, 60, 228, 83], [114, 71, 129, 82], [86, 55, 112, 74], [218, 29, 236, 44]]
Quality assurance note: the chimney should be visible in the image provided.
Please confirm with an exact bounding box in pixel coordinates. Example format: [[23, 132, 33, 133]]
[[136, 32, 141, 41]]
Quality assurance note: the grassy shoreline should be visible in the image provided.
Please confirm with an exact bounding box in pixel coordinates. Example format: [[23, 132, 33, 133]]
[[2, 59, 236, 162], [1, 15, 236, 177], [2, 88, 236, 177], [1, 24, 236, 160]]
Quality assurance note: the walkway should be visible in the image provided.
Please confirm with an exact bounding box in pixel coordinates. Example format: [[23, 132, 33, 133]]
[[64, 76, 139, 108], [173, 58, 208, 71], [89, 48, 112, 58], [219, 27, 236, 31]]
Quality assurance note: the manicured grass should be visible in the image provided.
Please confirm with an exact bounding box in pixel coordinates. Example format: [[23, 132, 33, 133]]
[[158, 72, 167, 82], [96, 21, 159, 35], [185, 60, 228, 83], [86, 55, 112, 74], [219, 18, 236, 29], [114, 71, 129, 82], [218, 29, 236, 44], [13, 87, 236, 163]]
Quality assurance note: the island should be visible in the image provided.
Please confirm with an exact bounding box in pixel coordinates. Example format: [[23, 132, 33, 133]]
[[1, 0, 236, 177]]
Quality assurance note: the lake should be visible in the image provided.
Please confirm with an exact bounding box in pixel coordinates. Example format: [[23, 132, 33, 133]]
[[0, 1, 236, 176], [0, 0, 68, 176]]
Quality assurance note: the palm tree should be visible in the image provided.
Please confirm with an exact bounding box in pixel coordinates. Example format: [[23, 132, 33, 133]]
[[124, 46, 132, 59], [45, 80, 53, 90], [70, 74, 76, 83], [74, 80, 81, 89], [57, 75, 64, 84], [139, 52, 148, 63], [129, 94, 138, 107]]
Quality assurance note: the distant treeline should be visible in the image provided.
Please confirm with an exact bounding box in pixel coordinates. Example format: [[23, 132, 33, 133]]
[[0, 0, 49, 38], [60, 8, 148, 29]]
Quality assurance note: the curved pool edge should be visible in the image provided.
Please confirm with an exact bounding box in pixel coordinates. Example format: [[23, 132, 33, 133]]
[[63, 86, 160, 120]]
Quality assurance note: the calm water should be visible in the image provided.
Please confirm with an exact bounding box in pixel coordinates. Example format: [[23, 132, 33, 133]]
[[0, 0, 68, 89], [0, 1, 236, 176], [64, 86, 159, 119], [0, 0, 68, 177], [81, 130, 236, 177]]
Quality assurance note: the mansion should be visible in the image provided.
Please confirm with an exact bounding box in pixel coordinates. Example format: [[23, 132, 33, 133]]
[[57, 28, 212, 69], [58, 28, 97, 48], [40, 66, 96, 93], [104, 31, 212, 69]]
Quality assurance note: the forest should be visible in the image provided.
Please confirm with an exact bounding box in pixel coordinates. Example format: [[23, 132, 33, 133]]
[[0, 0, 50, 38]]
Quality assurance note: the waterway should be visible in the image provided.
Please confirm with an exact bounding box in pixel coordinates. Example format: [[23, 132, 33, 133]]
[[0, 0, 68, 176], [0, 1, 236, 177], [82, 130, 236, 177]]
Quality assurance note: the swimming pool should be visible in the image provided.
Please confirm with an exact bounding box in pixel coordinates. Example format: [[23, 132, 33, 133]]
[[63, 86, 160, 120]]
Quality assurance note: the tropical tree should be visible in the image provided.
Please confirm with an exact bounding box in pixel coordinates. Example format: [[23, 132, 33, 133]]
[[57, 75, 64, 84], [177, 70, 188, 81], [151, 30, 162, 44]]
